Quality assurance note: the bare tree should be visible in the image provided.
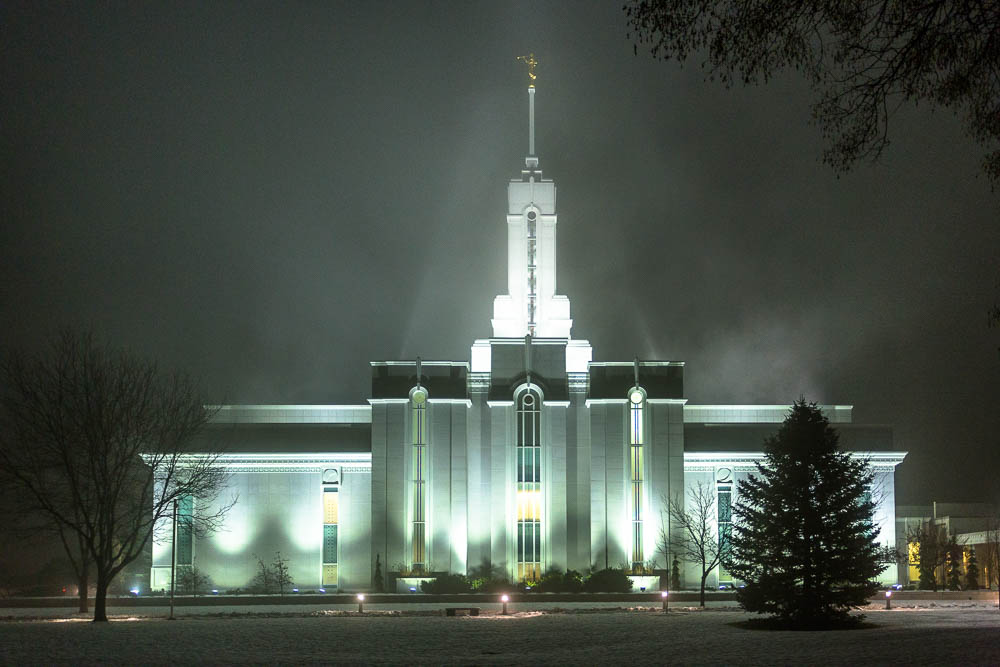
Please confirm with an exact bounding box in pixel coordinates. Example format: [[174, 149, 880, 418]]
[[0, 330, 234, 622], [177, 558, 211, 597], [661, 481, 724, 607], [272, 551, 293, 596], [250, 553, 274, 594]]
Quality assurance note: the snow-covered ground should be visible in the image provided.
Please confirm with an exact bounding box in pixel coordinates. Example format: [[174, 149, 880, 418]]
[[1, 602, 998, 665]]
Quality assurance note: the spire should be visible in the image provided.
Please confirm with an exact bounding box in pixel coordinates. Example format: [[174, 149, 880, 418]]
[[529, 86, 535, 158], [524, 334, 533, 388], [517, 53, 539, 168]]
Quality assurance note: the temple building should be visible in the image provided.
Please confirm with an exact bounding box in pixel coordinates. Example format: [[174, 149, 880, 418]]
[[152, 75, 906, 593]]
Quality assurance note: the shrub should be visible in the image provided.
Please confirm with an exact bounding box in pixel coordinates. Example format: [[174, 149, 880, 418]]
[[469, 559, 511, 594], [582, 568, 633, 593], [535, 568, 584, 593], [420, 573, 472, 594], [472, 577, 512, 593]]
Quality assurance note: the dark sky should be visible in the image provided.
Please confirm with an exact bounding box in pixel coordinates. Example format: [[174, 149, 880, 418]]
[[2, 1, 998, 505]]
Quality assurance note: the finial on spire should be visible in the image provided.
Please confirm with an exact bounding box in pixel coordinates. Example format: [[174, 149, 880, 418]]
[[517, 54, 538, 161], [633, 355, 640, 387], [517, 53, 538, 88]]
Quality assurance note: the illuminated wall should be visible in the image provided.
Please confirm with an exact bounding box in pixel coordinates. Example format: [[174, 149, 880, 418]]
[[153, 455, 371, 592], [683, 449, 904, 589]]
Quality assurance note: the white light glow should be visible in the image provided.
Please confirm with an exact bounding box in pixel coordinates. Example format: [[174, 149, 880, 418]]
[[213, 507, 253, 555]]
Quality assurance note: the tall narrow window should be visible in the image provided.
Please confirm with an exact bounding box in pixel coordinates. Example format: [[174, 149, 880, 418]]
[[411, 387, 428, 572], [176, 495, 193, 566], [717, 482, 732, 583], [628, 388, 644, 569], [526, 210, 538, 335], [516, 389, 542, 581], [322, 486, 339, 587]]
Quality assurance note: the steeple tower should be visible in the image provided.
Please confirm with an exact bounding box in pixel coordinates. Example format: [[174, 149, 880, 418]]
[[491, 61, 573, 339]]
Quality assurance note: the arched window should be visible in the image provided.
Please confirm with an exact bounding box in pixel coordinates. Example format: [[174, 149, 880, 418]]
[[411, 386, 428, 572], [516, 388, 542, 581], [628, 387, 645, 569]]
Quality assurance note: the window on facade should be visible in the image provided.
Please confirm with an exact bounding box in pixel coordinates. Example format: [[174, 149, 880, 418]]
[[516, 389, 542, 581], [628, 388, 644, 569], [717, 482, 732, 582], [526, 210, 538, 333], [176, 495, 193, 566], [322, 487, 339, 587], [411, 387, 428, 572]]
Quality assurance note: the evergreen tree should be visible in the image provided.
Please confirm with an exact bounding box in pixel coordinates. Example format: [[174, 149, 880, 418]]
[[909, 522, 953, 591], [947, 550, 962, 591], [917, 555, 938, 590], [728, 400, 884, 628], [670, 556, 681, 591], [965, 547, 980, 590]]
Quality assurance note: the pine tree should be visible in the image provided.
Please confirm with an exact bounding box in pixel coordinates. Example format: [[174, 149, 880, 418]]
[[947, 550, 962, 591], [670, 556, 681, 591], [918, 553, 938, 591], [965, 547, 980, 590], [728, 400, 884, 628]]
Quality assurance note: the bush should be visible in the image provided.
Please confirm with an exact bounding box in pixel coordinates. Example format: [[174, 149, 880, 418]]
[[468, 559, 511, 594], [471, 576, 512, 593], [582, 568, 633, 593], [420, 573, 472, 594], [535, 568, 584, 593]]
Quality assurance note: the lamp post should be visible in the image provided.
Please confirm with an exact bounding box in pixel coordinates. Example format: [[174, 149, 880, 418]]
[[885, 590, 892, 610], [169, 499, 177, 621], [661, 590, 669, 612], [501, 594, 509, 615], [357, 593, 365, 613]]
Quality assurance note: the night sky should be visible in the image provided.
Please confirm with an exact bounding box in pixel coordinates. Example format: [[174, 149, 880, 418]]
[[2, 2, 997, 505]]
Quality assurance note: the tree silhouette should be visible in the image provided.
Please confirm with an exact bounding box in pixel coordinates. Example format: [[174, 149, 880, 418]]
[[727, 400, 884, 627], [662, 482, 725, 606], [965, 546, 980, 590], [0, 330, 234, 621], [625, 0, 1000, 185]]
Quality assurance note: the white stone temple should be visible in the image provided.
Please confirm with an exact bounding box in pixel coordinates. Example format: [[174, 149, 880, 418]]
[[151, 77, 906, 593]]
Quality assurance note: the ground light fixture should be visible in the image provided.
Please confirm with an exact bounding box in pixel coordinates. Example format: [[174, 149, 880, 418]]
[[501, 594, 509, 615], [661, 591, 669, 612], [885, 590, 892, 610], [357, 594, 365, 613]]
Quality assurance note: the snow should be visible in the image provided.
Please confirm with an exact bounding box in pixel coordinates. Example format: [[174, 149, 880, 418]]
[[1, 602, 999, 664]]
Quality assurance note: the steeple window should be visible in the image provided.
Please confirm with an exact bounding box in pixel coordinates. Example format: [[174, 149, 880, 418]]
[[411, 386, 428, 572], [628, 388, 645, 569], [516, 388, 542, 581]]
